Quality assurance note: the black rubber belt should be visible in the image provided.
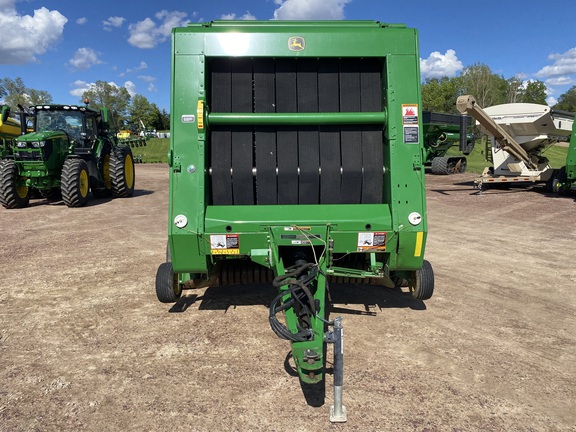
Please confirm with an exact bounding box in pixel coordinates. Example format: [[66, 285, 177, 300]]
[[318, 60, 341, 204], [275, 60, 298, 204], [255, 126, 277, 205], [339, 61, 362, 203], [254, 59, 277, 204], [361, 126, 383, 204], [230, 59, 253, 204], [297, 59, 320, 204], [276, 128, 298, 204], [211, 128, 233, 205], [210, 59, 233, 205], [359, 60, 383, 203]]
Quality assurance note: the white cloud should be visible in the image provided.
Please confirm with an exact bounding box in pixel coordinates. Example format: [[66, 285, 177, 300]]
[[128, 10, 188, 49], [66, 47, 103, 71], [69, 80, 92, 98], [547, 96, 558, 106], [420, 49, 463, 80], [220, 11, 257, 20], [69, 80, 137, 98], [273, 0, 350, 20], [76, 17, 87, 25], [0, 1, 67, 64], [545, 76, 573, 87], [148, 83, 158, 92], [103, 16, 125, 31], [536, 48, 576, 78], [138, 75, 156, 83], [124, 81, 137, 97]]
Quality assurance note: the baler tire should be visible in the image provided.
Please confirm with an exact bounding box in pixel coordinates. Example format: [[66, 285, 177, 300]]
[[110, 146, 135, 198], [61, 159, 90, 207], [155, 262, 182, 303], [0, 159, 29, 209], [430, 157, 449, 175], [411, 260, 434, 301]]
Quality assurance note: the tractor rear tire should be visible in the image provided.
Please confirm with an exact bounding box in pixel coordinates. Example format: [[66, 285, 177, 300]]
[[111, 146, 135, 198], [155, 262, 182, 303], [61, 159, 90, 207], [0, 159, 29, 209], [410, 260, 434, 300], [92, 148, 113, 199]]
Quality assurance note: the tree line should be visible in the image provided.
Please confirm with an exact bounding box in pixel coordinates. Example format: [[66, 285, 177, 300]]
[[0, 77, 170, 131], [422, 63, 576, 113]]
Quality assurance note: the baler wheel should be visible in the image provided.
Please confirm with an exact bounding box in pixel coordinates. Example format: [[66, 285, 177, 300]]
[[155, 262, 182, 303], [61, 159, 90, 207], [0, 159, 30, 209], [111, 146, 135, 198], [410, 260, 434, 300]]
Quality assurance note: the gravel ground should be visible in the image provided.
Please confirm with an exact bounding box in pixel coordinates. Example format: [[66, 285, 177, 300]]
[[1, 164, 575, 431]]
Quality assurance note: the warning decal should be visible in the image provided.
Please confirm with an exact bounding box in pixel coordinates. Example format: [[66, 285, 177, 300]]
[[210, 234, 240, 255], [357, 232, 387, 252], [402, 104, 419, 144]]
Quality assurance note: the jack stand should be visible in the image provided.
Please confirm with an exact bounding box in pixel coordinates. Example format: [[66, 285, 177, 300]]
[[327, 316, 347, 422]]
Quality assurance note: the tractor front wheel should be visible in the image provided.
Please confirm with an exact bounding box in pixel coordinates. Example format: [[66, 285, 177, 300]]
[[410, 260, 435, 300], [111, 146, 135, 198], [155, 262, 182, 303], [0, 159, 30, 209], [61, 158, 90, 207]]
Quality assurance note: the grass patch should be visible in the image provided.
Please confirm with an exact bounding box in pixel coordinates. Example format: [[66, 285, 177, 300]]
[[132, 137, 170, 163], [446, 136, 569, 174]]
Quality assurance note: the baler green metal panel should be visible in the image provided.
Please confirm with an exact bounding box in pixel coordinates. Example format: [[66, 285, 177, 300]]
[[166, 20, 432, 393]]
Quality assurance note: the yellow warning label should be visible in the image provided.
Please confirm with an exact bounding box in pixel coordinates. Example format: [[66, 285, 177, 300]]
[[211, 249, 240, 255]]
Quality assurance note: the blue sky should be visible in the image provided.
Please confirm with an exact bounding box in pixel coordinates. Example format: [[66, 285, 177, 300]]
[[1, 0, 575, 111]]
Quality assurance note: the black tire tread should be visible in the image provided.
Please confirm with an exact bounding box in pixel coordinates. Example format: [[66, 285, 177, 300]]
[[411, 260, 434, 301], [61, 159, 90, 207], [155, 262, 181, 303], [110, 146, 135, 198], [430, 157, 449, 175], [0, 159, 29, 209]]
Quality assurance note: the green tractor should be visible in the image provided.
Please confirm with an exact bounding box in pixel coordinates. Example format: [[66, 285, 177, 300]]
[[552, 112, 576, 195], [0, 103, 135, 209]]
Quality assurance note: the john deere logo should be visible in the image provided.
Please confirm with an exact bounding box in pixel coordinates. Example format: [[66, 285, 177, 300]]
[[288, 36, 305, 51]]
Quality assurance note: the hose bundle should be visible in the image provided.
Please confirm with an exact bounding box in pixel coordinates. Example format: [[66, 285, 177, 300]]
[[269, 262, 318, 342]]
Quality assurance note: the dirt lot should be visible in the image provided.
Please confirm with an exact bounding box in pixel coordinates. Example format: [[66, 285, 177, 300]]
[[1, 164, 575, 431]]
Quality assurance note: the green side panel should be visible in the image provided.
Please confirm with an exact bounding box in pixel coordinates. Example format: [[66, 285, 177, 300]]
[[567, 114, 576, 182]]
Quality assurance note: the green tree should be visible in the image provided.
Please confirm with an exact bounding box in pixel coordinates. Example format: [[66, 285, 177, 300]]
[[505, 77, 523, 103], [82, 80, 131, 125], [421, 76, 461, 113], [554, 85, 576, 112], [522, 80, 547, 105], [129, 94, 156, 129], [0, 77, 52, 110], [460, 63, 507, 108], [159, 108, 170, 131]]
